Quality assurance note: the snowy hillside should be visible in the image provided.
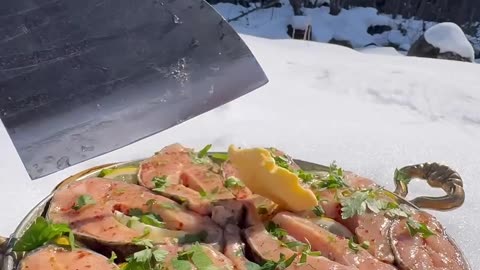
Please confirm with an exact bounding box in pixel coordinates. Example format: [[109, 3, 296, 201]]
[[214, 1, 480, 59]]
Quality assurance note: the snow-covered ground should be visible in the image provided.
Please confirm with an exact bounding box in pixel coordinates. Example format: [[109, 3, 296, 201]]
[[1, 34, 480, 267], [215, 1, 480, 58]]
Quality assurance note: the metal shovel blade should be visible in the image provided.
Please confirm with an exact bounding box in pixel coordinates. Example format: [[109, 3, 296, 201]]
[[0, 0, 268, 180]]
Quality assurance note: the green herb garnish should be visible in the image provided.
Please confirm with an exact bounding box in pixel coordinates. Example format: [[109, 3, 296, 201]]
[[296, 170, 315, 183], [260, 253, 296, 270], [174, 243, 217, 270], [312, 205, 325, 217], [108, 251, 117, 264], [178, 231, 208, 245], [394, 168, 411, 184], [347, 238, 370, 253], [211, 153, 228, 162], [266, 221, 287, 240], [224, 176, 245, 189], [273, 155, 290, 170], [152, 176, 168, 192], [123, 245, 168, 270], [140, 214, 165, 228], [13, 217, 75, 252], [98, 168, 114, 177], [72, 194, 96, 211], [197, 144, 212, 158], [406, 219, 436, 238]]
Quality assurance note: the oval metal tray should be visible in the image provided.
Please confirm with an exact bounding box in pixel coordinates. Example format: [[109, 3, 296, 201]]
[[0, 156, 471, 269]]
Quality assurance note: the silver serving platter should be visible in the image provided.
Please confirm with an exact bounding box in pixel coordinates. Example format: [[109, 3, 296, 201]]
[[0, 156, 471, 270]]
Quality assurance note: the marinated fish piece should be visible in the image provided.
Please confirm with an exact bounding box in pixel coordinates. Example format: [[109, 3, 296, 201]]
[[273, 212, 397, 270], [19, 245, 118, 270], [389, 210, 466, 270], [139, 144, 234, 214], [342, 213, 395, 264], [244, 224, 356, 270], [224, 225, 255, 270], [47, 178, 222, 246], [222, 161, 253, 200], [212, 200, 244, 227]]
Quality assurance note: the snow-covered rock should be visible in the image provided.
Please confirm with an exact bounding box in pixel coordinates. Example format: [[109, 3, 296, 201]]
[[408, 22, 474, 62], [424, 23, 475, 61]]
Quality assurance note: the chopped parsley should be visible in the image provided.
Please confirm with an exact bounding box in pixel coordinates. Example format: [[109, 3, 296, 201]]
[[98, 168, 114, 177], [72, 194, 96, 211], [260, 253, 296, 270], [178, 231, 208, 245], [273, 155, 290, 170], [108, 251, 117, 264], [173, 243, 217, 270], [13, 216, 75, 252], [296, 170, 315, 183], [311, 163, 347, 190], [199, 187, 219, 200], [348, 238, 365, 253], [123, 245, 168, 270], [152, 176, 168, 192], [210, 153, 228, 162], [266, 221, 287, 240], [197, 144, 212, 158], [224, 176, 245, 188], [406, 219, 436, 238], [394, 168, 411, 184], [132, 228, 152, 246], [312, 205, 325, 217]]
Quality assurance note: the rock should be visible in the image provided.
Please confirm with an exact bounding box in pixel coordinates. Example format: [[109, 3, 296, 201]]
[[328, 38, 353, 48], [408, 23, 474, 63], [367, 25, 392, 35]]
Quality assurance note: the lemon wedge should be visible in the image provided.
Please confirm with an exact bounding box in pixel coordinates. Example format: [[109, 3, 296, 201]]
[[100, 167, 138, 184], [228, 145, 318, 212]]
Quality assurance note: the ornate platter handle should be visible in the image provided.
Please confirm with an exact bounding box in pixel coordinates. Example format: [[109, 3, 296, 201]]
[[393, 162, 465, 210]]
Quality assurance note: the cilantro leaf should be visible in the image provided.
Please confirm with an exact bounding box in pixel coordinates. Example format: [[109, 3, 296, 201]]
[[283, 241, 306, 250], [266, 221, 287, 239], [406, 219, 436, 238], [72, 194, 96, 211], [178, 231, 208, 245], [108, 251, 117, 263], [152, 176, 168, 191], [198, 144, 212, 158], [273, 155, 290, 170], [211, 153, 228, 162], [98, 168, 114, 177], [190, 244, 215, 270], [395, 168, 411, 184], [172, 259, 193, 270], [153, 249, 168, 262], [134, 249, 153, 263], [312, 205, 325, 217], [348, 238, 360, 253], [246, 261, 261, 270], [129, 208, 144, 217], [296, 170, 315, 183], [360, 241, 370, 249], [13, 217, 73, 252], [224, 177, 245, 188], [140, 214, 165, 228]]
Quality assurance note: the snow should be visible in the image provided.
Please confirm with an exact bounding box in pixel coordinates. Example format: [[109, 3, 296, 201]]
[[291, 15, 311, 30], [424, 22, 475, 61], [1, 33, 480, 267], [357, 46, 404, 56], [215, 2, 480, 60]]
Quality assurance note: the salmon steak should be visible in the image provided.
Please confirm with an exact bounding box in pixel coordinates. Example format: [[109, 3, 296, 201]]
[[12, 144, 468, 270]]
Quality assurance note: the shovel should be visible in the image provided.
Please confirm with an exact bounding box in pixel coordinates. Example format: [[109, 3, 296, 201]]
[[0, 0, 268, 179]]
